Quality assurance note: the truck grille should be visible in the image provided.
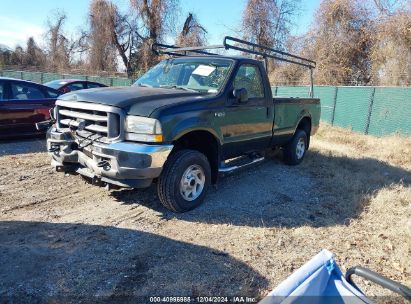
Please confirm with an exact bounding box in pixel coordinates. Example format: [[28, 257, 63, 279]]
[[55, 100, 123, 142]]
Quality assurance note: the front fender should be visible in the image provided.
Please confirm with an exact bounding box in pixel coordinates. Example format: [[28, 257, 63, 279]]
[[161, 114, 223, 145]]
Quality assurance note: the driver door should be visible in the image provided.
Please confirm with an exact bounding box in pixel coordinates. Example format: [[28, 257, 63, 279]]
[[220, 63, 272, 159]]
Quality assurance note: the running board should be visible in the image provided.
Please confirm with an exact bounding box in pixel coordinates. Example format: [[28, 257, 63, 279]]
[[218, 155, 265, 173]]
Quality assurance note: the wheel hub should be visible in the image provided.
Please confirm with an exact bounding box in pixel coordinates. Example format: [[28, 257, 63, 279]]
[[296, 137, 306, 159], [180, 165, 205, 201]]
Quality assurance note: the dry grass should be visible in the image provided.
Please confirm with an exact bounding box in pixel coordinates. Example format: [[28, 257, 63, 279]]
[[313, 125, 411, 169], [304, 124, 411, 219], [294, 124, 411, 300]]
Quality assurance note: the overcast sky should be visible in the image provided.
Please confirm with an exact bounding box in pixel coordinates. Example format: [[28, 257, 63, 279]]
[[0, 0, 321, 49]]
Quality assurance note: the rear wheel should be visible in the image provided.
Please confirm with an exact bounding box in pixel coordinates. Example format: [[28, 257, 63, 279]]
[[157, 149, 211, 212], [283, 129, 308, 165]]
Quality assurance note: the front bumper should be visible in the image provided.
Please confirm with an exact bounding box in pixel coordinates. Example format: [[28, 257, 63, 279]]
[[47, 128, 173, 188]]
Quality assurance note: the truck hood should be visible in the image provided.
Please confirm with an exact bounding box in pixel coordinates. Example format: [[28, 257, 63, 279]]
[[58, 86, 206, 116]]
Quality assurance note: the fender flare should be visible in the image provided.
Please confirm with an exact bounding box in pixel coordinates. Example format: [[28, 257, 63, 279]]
[[170, 117, 223, 146]]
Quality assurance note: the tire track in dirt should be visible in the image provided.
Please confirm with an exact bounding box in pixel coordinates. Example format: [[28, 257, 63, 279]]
[[1, 187, 100, 213]]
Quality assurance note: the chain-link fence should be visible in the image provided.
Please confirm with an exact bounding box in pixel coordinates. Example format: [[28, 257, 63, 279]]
[[272, 86, 411, 137], [1, 70, 409, 137]]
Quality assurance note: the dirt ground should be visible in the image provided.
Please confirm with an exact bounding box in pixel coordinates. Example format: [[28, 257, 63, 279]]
[[0, 125, 410, 303]]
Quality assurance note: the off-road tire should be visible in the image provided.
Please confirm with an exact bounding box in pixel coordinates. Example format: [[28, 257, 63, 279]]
[[283, 129, 308, 165], [157, 149, 211, 213]]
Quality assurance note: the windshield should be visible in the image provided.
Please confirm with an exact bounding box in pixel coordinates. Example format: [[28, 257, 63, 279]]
[[134, 58, 233, 93], [44, 80, 66, 89]]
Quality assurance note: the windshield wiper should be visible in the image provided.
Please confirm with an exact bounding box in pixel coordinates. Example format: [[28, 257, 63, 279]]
[[159, 85, 197, 92]]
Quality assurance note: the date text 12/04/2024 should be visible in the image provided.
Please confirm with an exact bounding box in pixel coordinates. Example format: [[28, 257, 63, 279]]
[[149, 296, 257, 303]]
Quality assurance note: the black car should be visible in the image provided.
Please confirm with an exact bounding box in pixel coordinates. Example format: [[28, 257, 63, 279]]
[[44, 79, 107, 94], [0, 77, 59, 138]]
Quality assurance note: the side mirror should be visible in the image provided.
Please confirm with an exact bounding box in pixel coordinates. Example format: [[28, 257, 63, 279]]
[[232, 88, 248, 103]]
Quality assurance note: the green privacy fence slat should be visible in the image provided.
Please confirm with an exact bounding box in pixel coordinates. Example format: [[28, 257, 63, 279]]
[[368, 87, 411, 136], [333, 87, 374, 133], [62, 74, 88, 81], [272, 86, 336, 124], [275, 86, 312, 98], [273, 85, 411, 137], [42, 72, 63, 83], [313, 86, 336, 124], [2, 70, 23, 79], [87, 76, 112, 86], [21, 71, 42, 83], [112, 78, 134, 86], [0, 70, 131, 87]]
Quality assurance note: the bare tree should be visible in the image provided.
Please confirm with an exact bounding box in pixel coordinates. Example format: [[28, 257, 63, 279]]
[[372, 0, 408, 15], [47, 11, 66, 68], [130, 0, 179, 71], [269, 36, 310, 85], [24, 37, 45, 67], [10, 46, 24, 66], [88, 0, 137, 75], [110, 11, 136, 75], [241, 0, 301, 50], [131, 0, 179, 41], [87, 0, 119, 72], [270, 0, 410, 86], [307, 0, 374, 85], [45, 10, 78, 71], [176, 13, 207, 47], [0, 45, 12, 68], [370, 3, 411, 85]]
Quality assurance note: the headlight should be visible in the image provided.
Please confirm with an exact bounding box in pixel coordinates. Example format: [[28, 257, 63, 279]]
[[125, 115, 163, 142]]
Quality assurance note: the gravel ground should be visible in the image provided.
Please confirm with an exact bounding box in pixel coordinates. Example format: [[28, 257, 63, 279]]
[[0, 129, 409, 303]]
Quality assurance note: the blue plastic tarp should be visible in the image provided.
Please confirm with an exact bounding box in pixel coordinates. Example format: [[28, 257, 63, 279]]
[[260, 249, 372, 304]]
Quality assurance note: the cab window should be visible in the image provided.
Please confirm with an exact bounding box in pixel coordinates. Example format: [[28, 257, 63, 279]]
[[87, 82, 103, 89], [233, 64, 264, 99], [66, 82, 85, 91], [11, 82, 46, 100], [0, 82, 4, 100]]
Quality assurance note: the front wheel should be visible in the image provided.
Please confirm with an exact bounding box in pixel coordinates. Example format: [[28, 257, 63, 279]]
[[283, 129, 308, 165], [157, 149, 211, 212]]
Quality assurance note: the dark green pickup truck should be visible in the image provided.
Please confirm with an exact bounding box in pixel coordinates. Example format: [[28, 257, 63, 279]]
[[46, 37, 320, 212]]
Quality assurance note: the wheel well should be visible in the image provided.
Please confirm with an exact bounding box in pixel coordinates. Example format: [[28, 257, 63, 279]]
[[173, 131, 220, 184], [297, 117, 311, 147]]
